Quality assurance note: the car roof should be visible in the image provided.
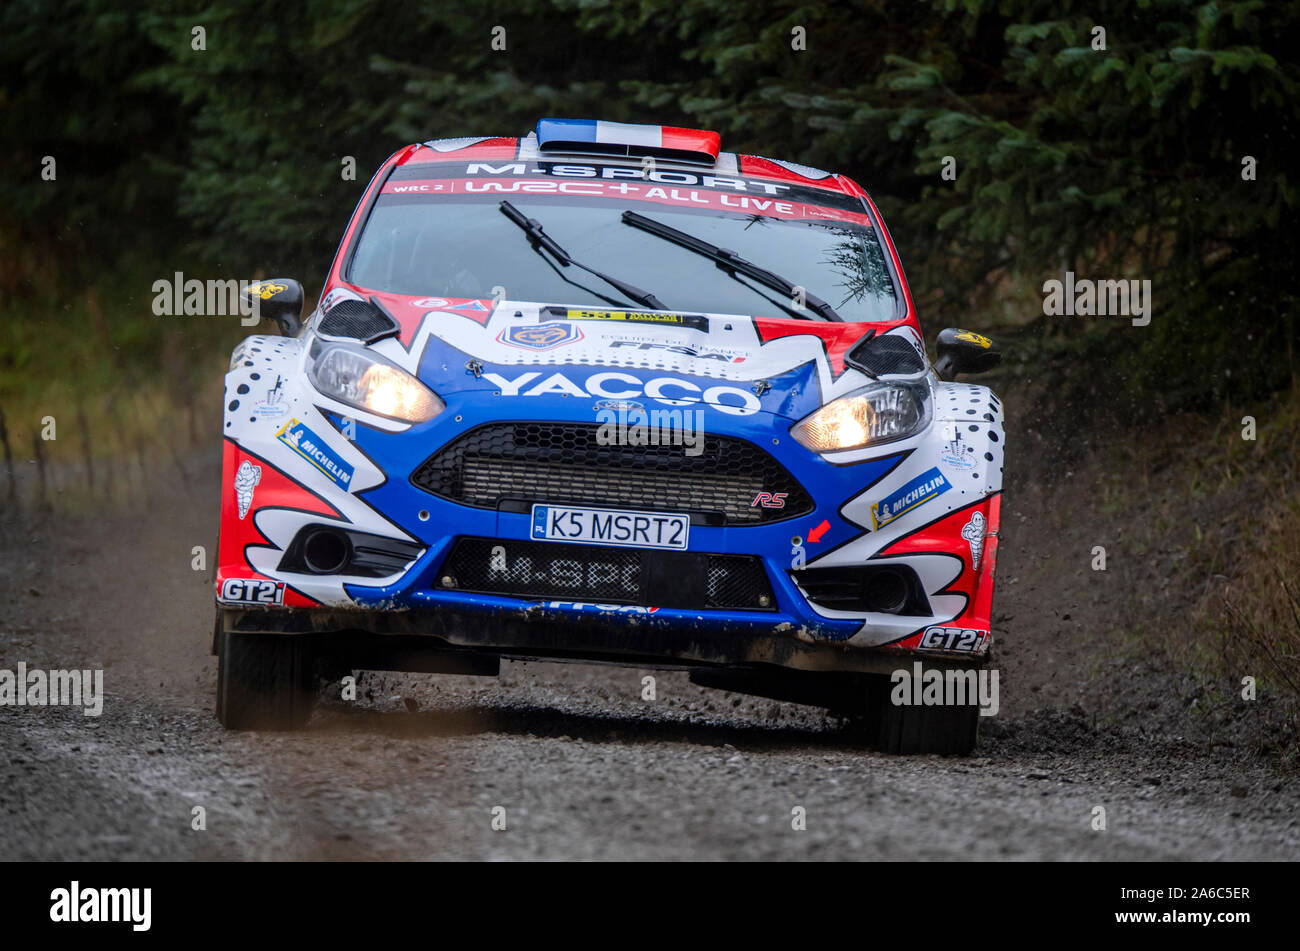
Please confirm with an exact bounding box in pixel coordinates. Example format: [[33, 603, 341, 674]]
[[392, 119, 862, 201]]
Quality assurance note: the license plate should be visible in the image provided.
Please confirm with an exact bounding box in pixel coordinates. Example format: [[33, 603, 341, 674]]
[[530, 504, 690, 551]]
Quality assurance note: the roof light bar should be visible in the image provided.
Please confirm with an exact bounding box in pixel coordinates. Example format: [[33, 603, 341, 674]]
[[536, 118, 721, 165]]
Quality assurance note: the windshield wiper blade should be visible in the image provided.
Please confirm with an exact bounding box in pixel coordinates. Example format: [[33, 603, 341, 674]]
[[620, 209, 841, 321], [499, 201, 667, 311]]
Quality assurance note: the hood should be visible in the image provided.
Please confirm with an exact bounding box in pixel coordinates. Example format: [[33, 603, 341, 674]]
[[319, 288, 927, 421]]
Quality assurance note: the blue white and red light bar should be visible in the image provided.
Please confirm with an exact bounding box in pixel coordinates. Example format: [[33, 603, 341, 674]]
[[536, 118, 721, 165]]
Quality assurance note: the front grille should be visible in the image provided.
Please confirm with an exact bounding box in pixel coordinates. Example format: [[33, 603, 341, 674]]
[[411, 422, 812, 525], [438, 537, 775, 610]]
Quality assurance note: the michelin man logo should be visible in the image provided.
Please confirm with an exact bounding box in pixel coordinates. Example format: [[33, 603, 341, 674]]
[[962, 511, 986, 569], [234, 461, 262, 520]]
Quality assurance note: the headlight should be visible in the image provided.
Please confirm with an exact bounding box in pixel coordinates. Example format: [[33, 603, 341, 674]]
[[308, 343, 443, 423], [790, 382, 930, 452]]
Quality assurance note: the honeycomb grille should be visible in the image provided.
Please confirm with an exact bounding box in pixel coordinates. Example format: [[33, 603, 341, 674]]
[[848, 333, 925, 376], [318, 299, 398, 342], [439, 537, 774, 610], [412, 422, 812, 525]]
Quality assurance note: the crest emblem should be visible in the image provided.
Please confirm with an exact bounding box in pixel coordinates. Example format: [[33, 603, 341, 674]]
[[498, 321, 584, 351]]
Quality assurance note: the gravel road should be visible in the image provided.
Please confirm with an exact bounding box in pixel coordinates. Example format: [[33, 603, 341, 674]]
[[2, 448, 1296, 860]]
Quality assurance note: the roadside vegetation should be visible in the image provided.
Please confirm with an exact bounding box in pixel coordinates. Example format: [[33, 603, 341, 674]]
[[0, 257, 240, 493]]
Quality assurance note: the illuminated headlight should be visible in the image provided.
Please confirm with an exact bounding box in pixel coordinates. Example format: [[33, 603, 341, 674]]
[[308, 343, 443, 423], [791, 382, 930, 452]]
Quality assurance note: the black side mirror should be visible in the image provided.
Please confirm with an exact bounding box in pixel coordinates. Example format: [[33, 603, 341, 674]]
[[934, 327, 1001, 379], [243, 278, 304, 336]]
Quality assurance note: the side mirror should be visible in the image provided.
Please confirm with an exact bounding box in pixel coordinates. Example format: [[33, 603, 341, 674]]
[[243, 278, 304, 336], [934, 327, 1001, 379]]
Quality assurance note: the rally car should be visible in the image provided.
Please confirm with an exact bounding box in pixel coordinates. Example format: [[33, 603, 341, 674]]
[[215, 118, 1004, 753]]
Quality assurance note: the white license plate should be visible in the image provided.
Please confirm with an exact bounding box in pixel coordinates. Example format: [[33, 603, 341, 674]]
[[530, 504, 690, 551]]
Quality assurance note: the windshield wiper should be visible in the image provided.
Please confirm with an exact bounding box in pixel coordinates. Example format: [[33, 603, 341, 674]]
[[621, 209, 841, 321], [499, 201, 667, 311]]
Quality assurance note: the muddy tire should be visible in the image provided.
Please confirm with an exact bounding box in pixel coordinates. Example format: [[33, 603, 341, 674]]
[[853, 674, 980, 756], [216, 623, 317, 730]]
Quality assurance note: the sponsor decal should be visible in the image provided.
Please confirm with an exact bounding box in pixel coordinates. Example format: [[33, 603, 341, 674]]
[[608, 339, 746, 363], [919, 625, 990, 654], [751, 491, 788, 509], [276, 418, 355, 488], [962, 511, 987, 569], [247, 280, 288, 300], [498, 321, 584, 351], [482, 369, 762, 416], [382, 166, 877, 225], [234, 461, 262, 519], [252, 399, 287, 420], [545, 306, 710, 332], [448, 299, 489, 311], [954, 330, 992, 348], [593, 398, 644, 414], [219, 578, 286, 605], [252, 376, 288, 419], [464, 161, 796, 192], [456, 160, 870, 208], [389, 183, 448, 193], [319, 287, 361, 314], [412, 297, 450, 308], [870, 467, 951, 530], [939, 426, 978, 471], [543, 601, 659, 615]]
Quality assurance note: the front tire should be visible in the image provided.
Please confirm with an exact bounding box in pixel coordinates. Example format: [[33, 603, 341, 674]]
[[216, 619, 318, 730], [857, 673, 980, 755]]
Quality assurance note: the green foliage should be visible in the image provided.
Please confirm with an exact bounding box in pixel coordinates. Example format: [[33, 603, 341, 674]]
[[2, 0, 1296, 414]]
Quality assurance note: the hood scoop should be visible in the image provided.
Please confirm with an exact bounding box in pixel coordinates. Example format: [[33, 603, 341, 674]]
[[846, 332, 926, 377], [318, 298, 399, 344]]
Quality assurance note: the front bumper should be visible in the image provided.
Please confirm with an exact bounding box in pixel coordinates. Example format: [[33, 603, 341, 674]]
[[219, 372, 999, 661], [218, 601, 986, 677]]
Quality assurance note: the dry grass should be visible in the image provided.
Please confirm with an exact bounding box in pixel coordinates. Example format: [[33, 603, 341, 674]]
[[1016, 380, 1300, 746], [0, 260, 248, 512]]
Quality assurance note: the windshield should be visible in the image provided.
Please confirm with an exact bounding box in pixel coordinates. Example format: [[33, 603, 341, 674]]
[[347, 192, 899, 322]]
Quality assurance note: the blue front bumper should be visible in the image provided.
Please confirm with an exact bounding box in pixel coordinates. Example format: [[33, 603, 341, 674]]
[[329, 384, 905, 645]]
